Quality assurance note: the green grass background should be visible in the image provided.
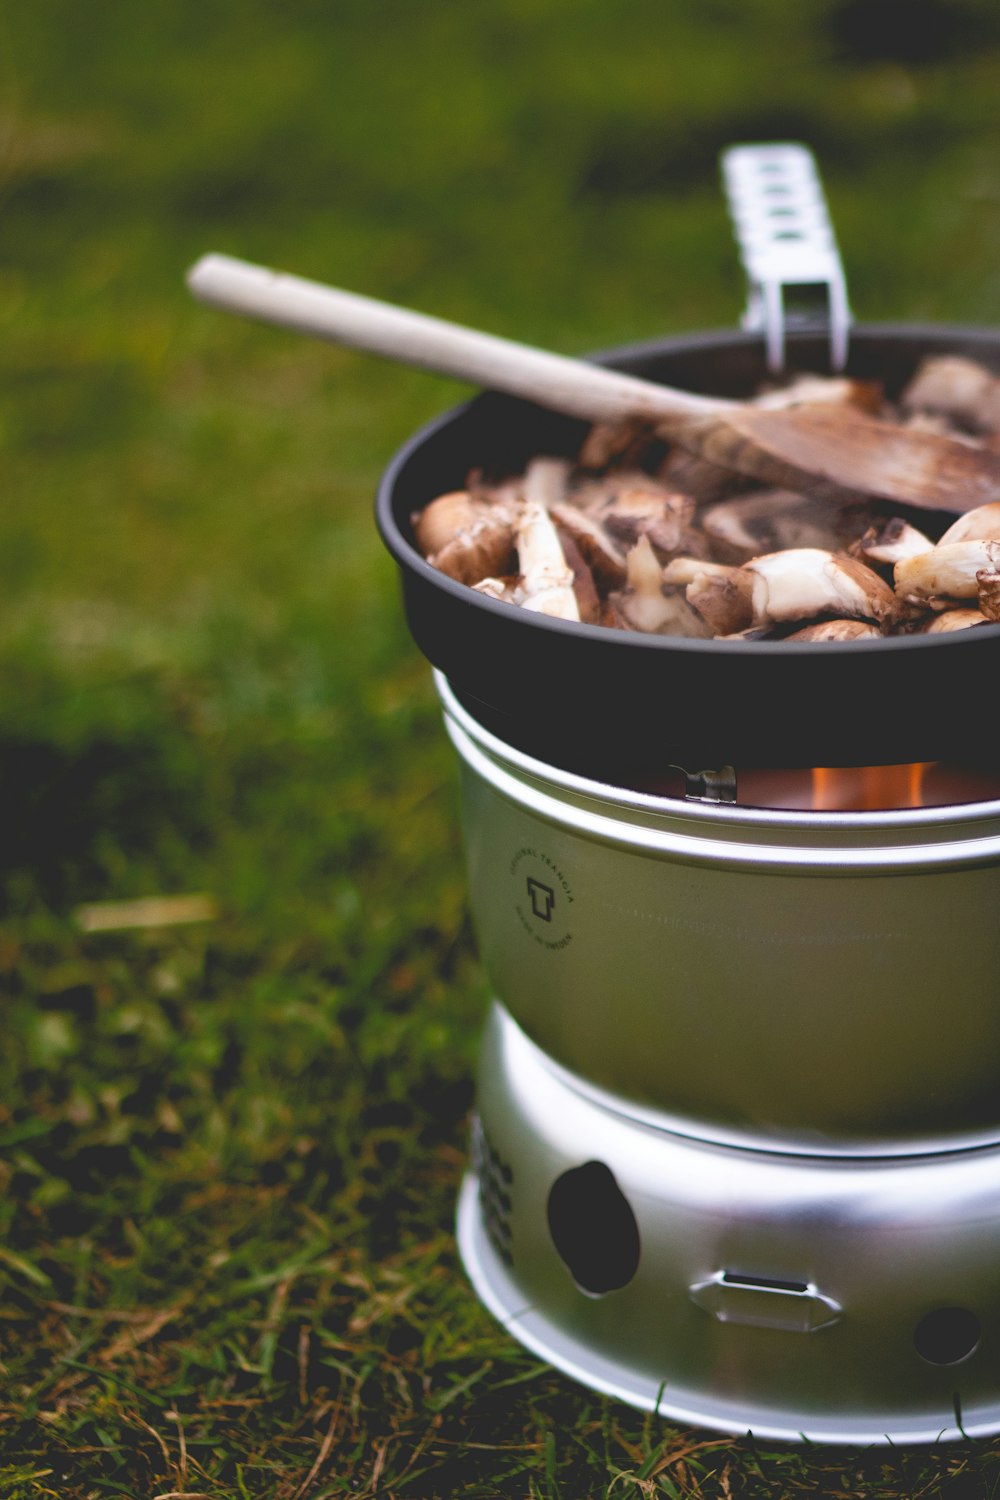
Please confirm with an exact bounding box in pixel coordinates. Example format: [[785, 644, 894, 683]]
[[4, 1, 1000, 1494]]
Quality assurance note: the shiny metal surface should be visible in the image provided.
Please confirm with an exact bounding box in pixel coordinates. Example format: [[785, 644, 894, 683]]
[[438, 675, 1000, 1153], [460, 1004, 1000, 1444]]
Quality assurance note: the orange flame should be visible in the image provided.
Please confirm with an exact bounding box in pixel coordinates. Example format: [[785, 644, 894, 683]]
[[811, 763, 933, 812]]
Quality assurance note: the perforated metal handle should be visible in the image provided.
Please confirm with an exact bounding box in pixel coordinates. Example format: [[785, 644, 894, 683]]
[[721, 142, 851, 374]]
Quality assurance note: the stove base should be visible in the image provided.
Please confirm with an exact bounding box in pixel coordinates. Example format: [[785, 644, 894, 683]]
[[458, 1004, 1000, 1445]]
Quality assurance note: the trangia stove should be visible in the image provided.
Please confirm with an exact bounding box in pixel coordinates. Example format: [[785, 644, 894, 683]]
[[440, 676, 1000, 1444]]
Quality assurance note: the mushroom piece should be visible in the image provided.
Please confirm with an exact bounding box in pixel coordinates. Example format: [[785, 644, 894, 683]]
[[550, 502, 628, 592], [413, 488, 519, 586], [658, 445, 755, 506], [594, 482, 695, 560], [609, 535, 711, 636], [784, 619, 882, 642], [938, 502, 1000, 545], [977, 570, 1000, 622], [413, 490, 483, 558], [851, 516, 935, 567], [902, 408, 976, 442], [599, 595, 628, 629], [686, 572, 755, 636], [919, 608, 991, 634], [429, 510, 517, 585], [555, 526, 602, 624], [901, 356, 1000, 434], [895, 540, 1000, 604], [662, 557, 754, 636], [514, 499, 580, 621], [464, 471, 529, 522], [523, 456, 572, 509], [753, 374, 883, 414], [700, 490, 873, 565], [578, 418, 662, 472], [661, 557, 736, 586], [472, 576, 521, 604], [746, 549, 898, 629]]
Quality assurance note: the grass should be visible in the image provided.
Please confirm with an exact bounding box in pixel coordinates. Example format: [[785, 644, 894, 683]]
[[4, 0, 1000, 1493]]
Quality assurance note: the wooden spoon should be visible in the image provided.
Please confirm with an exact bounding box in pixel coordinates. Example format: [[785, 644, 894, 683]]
[[187, 253, 1000, 514]]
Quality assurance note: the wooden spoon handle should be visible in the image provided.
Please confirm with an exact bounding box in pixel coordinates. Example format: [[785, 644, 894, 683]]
[[187, 254, 731, 426]]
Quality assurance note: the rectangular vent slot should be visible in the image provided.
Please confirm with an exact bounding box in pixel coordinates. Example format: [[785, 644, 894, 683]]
[[722, 1271, 809, 1294]]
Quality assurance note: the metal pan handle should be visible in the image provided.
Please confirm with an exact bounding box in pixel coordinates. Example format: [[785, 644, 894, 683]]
[[721, 142, 852, 375]]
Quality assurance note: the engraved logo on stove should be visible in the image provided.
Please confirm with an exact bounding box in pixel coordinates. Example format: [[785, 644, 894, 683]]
[[510, 846, 574, 951], [526, 877, 555, 921]]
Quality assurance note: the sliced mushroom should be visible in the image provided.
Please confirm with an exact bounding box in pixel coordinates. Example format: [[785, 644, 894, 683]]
[[523, 456, 572, 509], [472, 576, 521, 604], [784, 619, 881, 642], [753, 375, 883, 415], [578, 418, 662, 472], [609, 535, 711, 636], [515, 499, 580, 621], [977, 569, 1000, 622], [895, 540, 1000, 603], [686, 570, 755, 636], [902, 408, 975, 442], [413, 490, 483, 558], [576, 470, 648, 517], [661, 557, 754, 636], [555, 526, 602, 624], [658, 446, 755, 506], [599, 595, 628, 629], [746, 549, 898, 629], [430, 511, 517, 585], [550, 502, 628, 591], [700, 490, 873, 565], [938, 502, 1000, 545], [661, 557, 736, 586], [919, 608, 990, 633], [901, 356, 1000, 434], [851, 516, 935, 567], [414, 485, 521, 586], [595, 483, 694, 560]]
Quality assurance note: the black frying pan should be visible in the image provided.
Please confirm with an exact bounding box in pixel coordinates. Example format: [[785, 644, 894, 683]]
[[377, 325, 1000, 773]]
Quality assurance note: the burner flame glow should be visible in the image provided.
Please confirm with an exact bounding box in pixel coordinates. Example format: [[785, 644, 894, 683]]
[[811, 764, 933, 812]]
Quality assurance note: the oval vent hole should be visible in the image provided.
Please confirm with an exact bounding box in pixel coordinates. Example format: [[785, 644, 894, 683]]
[[914, 1307, 981, 1366], [547, 1160, 640, 1295]]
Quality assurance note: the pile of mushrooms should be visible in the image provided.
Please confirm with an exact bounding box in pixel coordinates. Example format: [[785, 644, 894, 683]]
[[412, 356, 1000, 641]]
